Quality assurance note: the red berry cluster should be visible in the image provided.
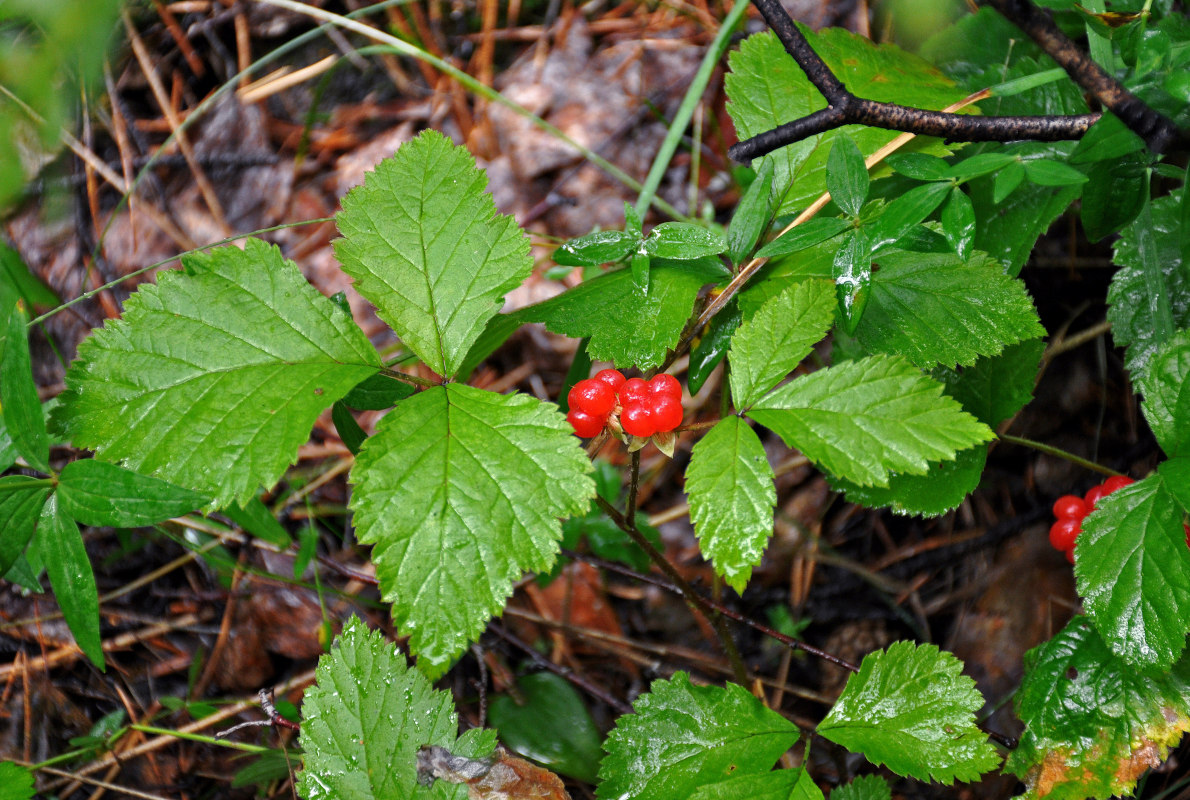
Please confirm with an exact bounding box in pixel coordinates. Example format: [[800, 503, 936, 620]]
[[565, 369, 683, 439], [1049, 476, 1134, 564]]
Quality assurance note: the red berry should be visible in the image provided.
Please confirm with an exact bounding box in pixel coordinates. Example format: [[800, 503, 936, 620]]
[[568, 379, 615, 418], [593, 369, 626, 391], [619, 378, 649, 407], [650, 394, 683, 432], [1102, 475, 1134, 494], [1064, 545, 1076, 564], [1052, 495, 1088, 521], [567, 409, 605, 438], [1084, 485, 1106, 510], [647, 373, 682, 402], [620, 403, 656, 437], [1049, 518, 1081, 551]]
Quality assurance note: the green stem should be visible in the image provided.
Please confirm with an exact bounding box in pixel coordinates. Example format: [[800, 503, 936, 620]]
[[0, 477, 53, 494], [129, 724, 271, 754], [379, 367, 437, 388], [999, 434, 1122, 477]]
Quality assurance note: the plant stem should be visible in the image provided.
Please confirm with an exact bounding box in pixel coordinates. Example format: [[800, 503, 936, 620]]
[[129, 724, 272, 754], [379, 367, 437, 388], [999, 434, 1123, 476]]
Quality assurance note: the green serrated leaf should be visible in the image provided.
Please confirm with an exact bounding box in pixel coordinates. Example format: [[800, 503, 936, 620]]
[[941, 187, 976, 260], [56, 459, 209, 528], [818, 641, 1001, 783], [0, 761, 35, 800], [1006, 616, 1190, 800], [297, 616, 496, 800], [936, 338, 1046, 428], [748, 354, 993, 488], [726, 29, 967, 216], [687, 417, 776, 592], [729, 279, 835, 408], [0, 477, 50, 576], [596, 672, 799, 800], [517, 259, 727, 370], [1160, 457, 1190, 513], [728, 160, 776, 265], [1084, 152, 1150, 244], [53, 239, 380, 509], [1137, 330, 1190, 457], [644, 223, 728, 261], [691, 768, 824, 800], [350, 385, 593, 677], [829, 444, 988, 518], [1108, 189, 1190, 377], [853, 250, 1044, 369], [1076, 474, 1190, 669], [40, 494, 103, 669], [488, 672, 602, 784], [342, 373, 415, 411], [827, 135, 869, 217], [1, 299, 48, 472], [831, 774, 891, 800], [755, 218, 852, 260], [554, 229, 639, 267], [334, 130, 531, 379]]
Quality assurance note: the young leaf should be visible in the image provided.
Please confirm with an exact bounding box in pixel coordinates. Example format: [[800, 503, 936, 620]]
[[852, 250, 1045, 369], [728, 160, 775, 264], [0, 477, 50, 575], [330, 401, 367, 455], [643, 223, 728, 261], [1137, 330, 1190, 457], [833, 231, 872, 336], [992, 161, 1025, 203], [828, 444, 988, 518], [940, 187, 976, 260], [297, 616, 497, 800], [885, 153, 949, 182], [0, 243, 59, 309], [349, 385, 593, 678], [1108, 189, 1190, 377], [686, 417, 777, 592], [827, 135, 869, 217], [517, 258, 728, 370], [0, 761, 35, 800], [1006, 616, 1190, 800], [334, 129, 532, 379], [935, 338, 1046, 428], [688, 299, 741, 396], [831, 774, 891, 800], [0, 299, 49, 472], [553, 229, 639, 267], [40, 494, 104, 669], [755, 218, 851, 260], [488, 672, 602, 784], [222, 497, 291, 549], [817, 641, 1000, 783], [1082, 152, 1149, 242], [1075, 474, 1190, 669], [747, 355, 993, 488], [867, 181, 951, 253], [597, 672, 799, 800], [728, 279, 835, 408], [943, 153, 1019, 182], [691, 768, 824, 800], [1023, 159, 1089, 187], [56, 460, 209, 528], [53, 239, 381, 508], [342, 373, 415, 411]]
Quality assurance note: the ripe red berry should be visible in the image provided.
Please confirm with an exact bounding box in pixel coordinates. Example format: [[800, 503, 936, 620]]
[[651, 394, 683, 433], [620, 403, 657, 438], [1049, 518, 1081, 551], [1052, 495, 1088, 521], [1084, 485, 1106, 510], [593, 369, 626, 392], [566, 408, 605, 438], [647, 373, 682, 402], [568, 379, 615, 418], [1102, 475, 1134, 494], [618, 378, 649, 407]]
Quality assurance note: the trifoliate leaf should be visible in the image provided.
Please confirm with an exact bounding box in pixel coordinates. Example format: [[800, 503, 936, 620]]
[[729, 279, 835, 408], [828, 444, 988, 518], [597, 672, 798, 800], [1108, 189, 1190, 377], [691, 768, 824, 800], [56, 459, 209, 528], [687, 417, 776, 593], [0, 477, 50, 575], [297, 616, 496, 800], [1136, 329, 1190, 457], [726, 29, 967, 216], [748, 355, 993, 488], [54, 239, 380, 508], [935, 338, 1045, 428], [0, 761, 34, 800], [852, 250, 1045, 369], [817, 641, 1001, 783], [40, 494, 103, 669], [1075, 474, 1190, 669], [1006, 616, 1190, 800], [517, 258, 728, 370], [349, 385, 593, 678], [831, 774, 891, 800], [334, 130, 532, 379]]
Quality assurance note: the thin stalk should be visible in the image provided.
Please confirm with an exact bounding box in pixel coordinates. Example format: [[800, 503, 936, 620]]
[[999, 434, 1122, 477], [129, 724, 272, 754]]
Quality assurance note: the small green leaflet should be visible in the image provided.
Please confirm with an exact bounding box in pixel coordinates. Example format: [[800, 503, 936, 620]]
[[851, 250, 1044, 369], [488, 671, 602, 784], [1, 297, 49, 472], [1137, 326, 1190, 458], [1075, 474, 1190, 669], [727, 159, 775, 265], [0, 761, 34, 800], [690, 768, 824, 800], [828, 445, 988, 518], [596, 672, 799, 800], [57, 459, 209, 528], [53, 239, 380, 508], [1108, 190, 1190, 377], [827, 135, 869, 218], [349, 384, 593, 678], [517, 258, 728, 370], [0, 476, 50, 575], [686, 417, 776, 593], [40, 494, 104, 669], [553, 229, 638, 267], [297, 616, 497, 800], [729, 279, 835, 408], [831, 774, 891, 800], [817, 641, 1000, 783], [643, 222, 728, 260], [1006, 616, 1190, 800], [334, 130, 532, 379], [747, 355, 993, 488]]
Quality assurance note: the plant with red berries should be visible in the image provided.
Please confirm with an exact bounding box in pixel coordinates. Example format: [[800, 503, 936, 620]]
[[1049, 475, 1135, 563], [566, 369, 684, 445]]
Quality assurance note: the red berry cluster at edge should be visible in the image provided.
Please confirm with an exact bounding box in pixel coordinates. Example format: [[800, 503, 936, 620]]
[[1049, 476, 1135, 564], [565, 369, 683, 440]]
